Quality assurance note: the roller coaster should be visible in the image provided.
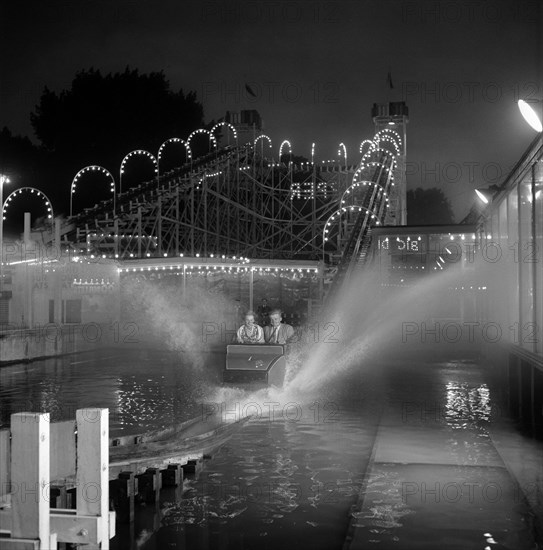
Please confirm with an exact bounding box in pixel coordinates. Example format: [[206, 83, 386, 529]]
[[60, 132, 402, 260], [6, 107, 407, 308]]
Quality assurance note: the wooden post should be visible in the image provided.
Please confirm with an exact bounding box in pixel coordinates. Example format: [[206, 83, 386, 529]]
[[0, 428, 10, 499], [114, 219, 119, 258], [49, 486, 67, 509], [76, 408, 110, 549], [157, 196, 162, 257], [161, 464, 183, 488], [182, 459, 203, 477], [114, 471, 135, 523], [135, 468, 161, 505], [54, 219, 62, 324], [249, 269, 254, 311], [183, 264, 186, 302], [175, 186, 179, 257], [137, 208, 142, 257], [9, 412, 56, 549]]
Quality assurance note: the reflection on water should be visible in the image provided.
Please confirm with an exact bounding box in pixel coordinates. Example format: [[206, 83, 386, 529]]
[[0, 348, 219, 435], [136, 415, 378, 550], [1, 351, 541, 549], [445, 381, 491, 427]]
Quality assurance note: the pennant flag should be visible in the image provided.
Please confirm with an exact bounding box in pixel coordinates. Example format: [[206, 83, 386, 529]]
[[245, 83, 257, 97], [386, 70, 394, 90]]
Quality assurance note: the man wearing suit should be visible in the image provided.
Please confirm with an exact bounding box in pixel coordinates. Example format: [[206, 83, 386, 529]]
[[264, 309, 295, 344]]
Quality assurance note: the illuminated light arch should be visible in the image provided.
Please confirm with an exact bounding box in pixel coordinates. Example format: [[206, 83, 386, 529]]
[[362, 147, 395, 160], [353, 161, 395, 186], [120, 150, 158, 194], [3, 187, 54, 222], [322, 205, 381, 242], [374, 129, 402, 152], [187, 128, 218, 151], [360, 147, 396, 167], [340, 180, 389, 207], [359, 139, 376, 155], [254, 134, 272, 149], [338, 142, 347, 164], [374, 127, 402, 142], [211, 121, 238, 142], [278, 140, 292, 160], [374, 135, 401, 156], [157, 138, 192, 182], [70, 165, 115, 217], [157, 138, 192, 163]]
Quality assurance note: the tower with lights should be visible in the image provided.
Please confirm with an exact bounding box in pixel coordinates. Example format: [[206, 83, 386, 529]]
[[372, 101, 409, 225]]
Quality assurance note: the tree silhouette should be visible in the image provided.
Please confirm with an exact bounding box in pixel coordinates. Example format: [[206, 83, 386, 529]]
[[0, 127, 43, 188], [28, 67, 206, 212], [406, 187, 455, 225], [32, 68, 203, 161]]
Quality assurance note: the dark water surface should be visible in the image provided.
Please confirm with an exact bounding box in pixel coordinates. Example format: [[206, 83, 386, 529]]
[[0, 348, 217, 434], [0, 350, 541, 549]]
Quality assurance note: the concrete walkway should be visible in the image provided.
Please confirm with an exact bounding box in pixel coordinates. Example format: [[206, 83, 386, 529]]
[[344, 361, 539, 549]]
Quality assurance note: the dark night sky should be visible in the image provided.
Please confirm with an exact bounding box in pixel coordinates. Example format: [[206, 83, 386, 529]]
[[1, 0, 541, 220]]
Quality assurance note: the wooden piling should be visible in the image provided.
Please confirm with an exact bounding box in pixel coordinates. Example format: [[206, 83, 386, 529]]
[[161, 464, 183, 487], [76, 408, 111, 549], [113, 472, 135, 523], [7, 412, 57, 550]]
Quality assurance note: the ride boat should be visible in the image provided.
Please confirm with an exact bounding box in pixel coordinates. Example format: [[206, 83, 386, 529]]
[[223, 344, 286, 387]]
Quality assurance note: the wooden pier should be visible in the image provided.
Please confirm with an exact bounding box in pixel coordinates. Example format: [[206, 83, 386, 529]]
[[0, 408, 247, 548], [0, 409, 114, 549]]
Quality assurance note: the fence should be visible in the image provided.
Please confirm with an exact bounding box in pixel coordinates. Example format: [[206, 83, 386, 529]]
[[0, 408, 114, 549]]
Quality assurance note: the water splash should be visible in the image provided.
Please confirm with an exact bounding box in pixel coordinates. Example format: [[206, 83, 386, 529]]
[[122, 277, 240, 370], [193, 263, 471, 427], [123, 262, 469, 426], [286, 263, 469, 395]]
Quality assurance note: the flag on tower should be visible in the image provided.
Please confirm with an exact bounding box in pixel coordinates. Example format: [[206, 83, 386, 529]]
[[245, 83, 257, 97], [386, 70, 394, 90]]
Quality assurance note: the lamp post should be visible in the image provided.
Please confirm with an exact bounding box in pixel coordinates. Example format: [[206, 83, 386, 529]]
[[0, 174, 10, 297], [475, 186, 501, 206], [475, 188, 491, 205], [517, 99, 543, 133]]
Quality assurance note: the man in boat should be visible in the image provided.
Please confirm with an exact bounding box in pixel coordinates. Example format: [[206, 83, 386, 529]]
[[235, 310, 265, 344], [264, 309, 295, 344]]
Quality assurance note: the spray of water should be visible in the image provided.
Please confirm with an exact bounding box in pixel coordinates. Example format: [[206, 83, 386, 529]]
[[122, 263, 470, 427], [289, 262, 469, 394], [122, 276, 240, 370], [201, 262, 471, 422]]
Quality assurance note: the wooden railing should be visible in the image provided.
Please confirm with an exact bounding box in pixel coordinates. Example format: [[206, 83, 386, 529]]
[[0, 408, 114, 549]]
